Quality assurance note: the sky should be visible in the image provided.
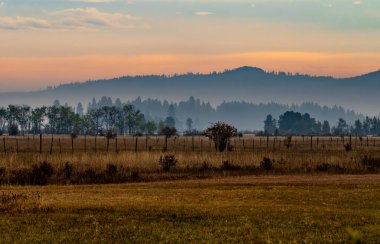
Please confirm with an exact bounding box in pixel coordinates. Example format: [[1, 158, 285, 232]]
[[0, 0, 380, 92]]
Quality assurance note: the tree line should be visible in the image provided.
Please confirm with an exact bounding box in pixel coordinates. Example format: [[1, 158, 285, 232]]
[[264, 111, 380, 136], [0, 101, 377, 137], [0, 102, 188, 136]]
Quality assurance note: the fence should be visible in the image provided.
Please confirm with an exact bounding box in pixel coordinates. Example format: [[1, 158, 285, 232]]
[[0, 134, 378, 155]]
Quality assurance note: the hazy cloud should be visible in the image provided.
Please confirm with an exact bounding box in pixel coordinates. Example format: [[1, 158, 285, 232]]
[[0, 8, 141, 30], [353, 0, 362, 5], [0, 16, 50, 30], [0, 2, 4, 8], [194, 11, 213, 16], [69, 0, 114, 2], [50, 8, 138, 29]]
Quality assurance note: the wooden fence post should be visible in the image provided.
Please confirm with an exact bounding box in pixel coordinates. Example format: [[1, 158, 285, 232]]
[[27, 136, 30, 152], [84, 135, 87, 153], [316, 137, 319, 150], [71, 136, 74, 154], [310, 136, 313, 150], [135, 137, 138, 152], [145, 135, 148, 151], [192, 136, 195, 152], [49, 135, 54, 154], [3, 138, 6, 154], [39, 134, 42, 154], [115, 135, 118, 153], [367, 136, 369, 147]]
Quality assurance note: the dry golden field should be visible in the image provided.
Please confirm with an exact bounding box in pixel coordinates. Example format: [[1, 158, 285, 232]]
[[0, 174, 379, 242]]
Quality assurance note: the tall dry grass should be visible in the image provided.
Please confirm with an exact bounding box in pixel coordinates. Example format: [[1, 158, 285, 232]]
[[0, 135, 378, 185]]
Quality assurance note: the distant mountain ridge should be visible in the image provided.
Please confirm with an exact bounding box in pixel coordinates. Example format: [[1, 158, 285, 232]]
[[0, 66, 379, 116]]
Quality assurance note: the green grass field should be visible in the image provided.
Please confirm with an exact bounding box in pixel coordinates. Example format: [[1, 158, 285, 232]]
[[1, 174, 379, 243]]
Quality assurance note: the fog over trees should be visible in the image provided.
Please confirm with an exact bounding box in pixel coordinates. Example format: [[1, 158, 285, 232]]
[[0, 97, 378, 136]]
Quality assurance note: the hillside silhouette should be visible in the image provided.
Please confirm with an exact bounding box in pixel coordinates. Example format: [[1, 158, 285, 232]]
[[0, 66, 379, 119]]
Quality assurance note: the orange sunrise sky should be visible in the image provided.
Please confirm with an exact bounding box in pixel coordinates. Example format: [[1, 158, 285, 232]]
[[1, 0, 379, 91]]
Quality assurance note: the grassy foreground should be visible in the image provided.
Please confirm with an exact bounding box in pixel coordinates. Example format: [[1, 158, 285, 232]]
[[1, 175, 379, 243]]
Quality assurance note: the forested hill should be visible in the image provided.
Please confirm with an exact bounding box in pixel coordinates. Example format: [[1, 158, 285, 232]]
[[0, 66, 379, 116]]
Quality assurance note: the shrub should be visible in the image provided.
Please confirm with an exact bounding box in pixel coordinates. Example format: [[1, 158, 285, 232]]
[[0, 167, 5, 184], [62, 162, 74, 180], [82, 168, 97, 181], [344, 143, 352, 152], [316, 163, 331, 172], [10, 169, 31, 185], [204, 122, 238, 152], [260, 157, 273, 171], [8, 124, 19, 136], [31, 161, 54, 185], [159, 155, 178, 171], [105, 130, 116, 139], [105, 164, 118, 177], [220, 160, 241, 171], [316, 163, 344, 173], [201, 161, 211, 170], [160, 126, 177, 138], [130, 171, 140, 182], [361, 156, 380, 172]]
